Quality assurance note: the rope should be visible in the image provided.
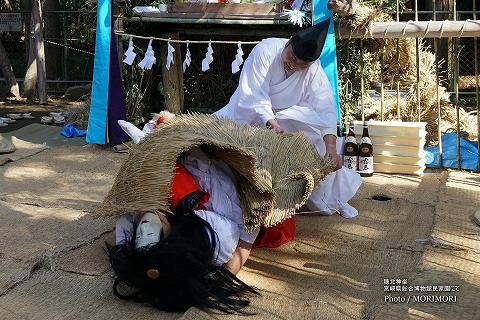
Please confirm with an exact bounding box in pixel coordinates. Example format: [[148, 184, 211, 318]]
[[439, 19, 448, 38], [402, 20, 413, 36], [384, 21, 393, 37], [44, 40, 94, 55], [422, 20, 432, 39], [115, 32, 261, 45], [459, 19, 471, 37]]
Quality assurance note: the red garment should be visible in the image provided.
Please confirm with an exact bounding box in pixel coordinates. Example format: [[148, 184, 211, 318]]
[[253, 216, 296, 249], [156, 116, 168, 125], [169, 162, 209, 211]]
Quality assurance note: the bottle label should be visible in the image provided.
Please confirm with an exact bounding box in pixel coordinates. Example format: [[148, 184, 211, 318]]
[[358, 156, 374, 173], [343, 155, 358, 171], [345, 136, 357, 143], [360, 137, 372, 144]]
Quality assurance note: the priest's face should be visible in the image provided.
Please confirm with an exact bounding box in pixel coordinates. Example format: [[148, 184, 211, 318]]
[[281, 43, 313, 73]]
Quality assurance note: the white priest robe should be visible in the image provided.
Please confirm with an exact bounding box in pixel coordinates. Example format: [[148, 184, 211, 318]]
[[213, 38, 362, 218]]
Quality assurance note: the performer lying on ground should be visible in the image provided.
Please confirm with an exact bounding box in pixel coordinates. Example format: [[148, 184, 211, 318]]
[[108, 113, 337, 313], [213, 19, 362, 218], [108, 148, 260, 313]]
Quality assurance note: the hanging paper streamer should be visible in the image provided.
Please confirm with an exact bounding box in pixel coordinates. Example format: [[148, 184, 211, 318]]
[[86, 0, 111, 144], [231, 42, 244, 74], [165, 39, 175, 70], [138, 39, 156, 70], [201, 41, 213, 72], [313, 0, 342, 131], [183, 41, 191, 73], [123, 37, 136, 65]]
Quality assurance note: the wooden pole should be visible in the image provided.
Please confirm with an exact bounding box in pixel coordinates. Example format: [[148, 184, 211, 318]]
[[32, 0, 47, 104], [160, 32, 184, 114], [336, 20, 480, 39]]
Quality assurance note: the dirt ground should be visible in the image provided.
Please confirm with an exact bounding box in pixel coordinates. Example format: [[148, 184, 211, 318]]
[[0, 124, 479, 319]]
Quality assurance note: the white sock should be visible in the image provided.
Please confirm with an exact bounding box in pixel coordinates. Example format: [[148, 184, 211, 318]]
[[118, 120, 146, 144], [338, 202, 358, 219]]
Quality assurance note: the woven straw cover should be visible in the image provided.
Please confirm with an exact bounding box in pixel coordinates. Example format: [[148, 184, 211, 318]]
[[95, 114, 335, 231]]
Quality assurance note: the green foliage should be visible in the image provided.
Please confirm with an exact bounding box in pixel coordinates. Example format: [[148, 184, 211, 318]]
[[59, 1, 91, 11], [360, 0, 408, 13], [152, 0, 169, 6], [337, 39, 382, 125], [336, 0, 410, 125], [122, 62, 160, 125]]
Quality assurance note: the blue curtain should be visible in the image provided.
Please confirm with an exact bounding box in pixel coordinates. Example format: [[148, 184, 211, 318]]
[[86, 0, 111, 144], [313, 0, 342, 130]]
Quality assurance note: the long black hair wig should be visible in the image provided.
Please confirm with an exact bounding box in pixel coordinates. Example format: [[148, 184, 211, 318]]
[[106, 191, 259, 314]]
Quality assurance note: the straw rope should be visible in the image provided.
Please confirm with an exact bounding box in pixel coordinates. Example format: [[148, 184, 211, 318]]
[[94, 114, 335, 231]]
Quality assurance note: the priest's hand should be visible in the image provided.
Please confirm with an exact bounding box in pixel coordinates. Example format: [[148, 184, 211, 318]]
[[324, 134, 342, 171], [326, 150, 342, 171], [266, 118, 284, 134]]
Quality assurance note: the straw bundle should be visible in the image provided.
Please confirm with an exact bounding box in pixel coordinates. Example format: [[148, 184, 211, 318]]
[[95, 114, 335, 231], [340, 1, 478, 143]]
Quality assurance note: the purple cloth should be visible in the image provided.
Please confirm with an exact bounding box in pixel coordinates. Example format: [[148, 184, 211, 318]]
[[107, 27, 129, 145]]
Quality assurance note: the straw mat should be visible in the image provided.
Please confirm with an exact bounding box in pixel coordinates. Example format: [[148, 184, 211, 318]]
[[95, 114, 334, 231]]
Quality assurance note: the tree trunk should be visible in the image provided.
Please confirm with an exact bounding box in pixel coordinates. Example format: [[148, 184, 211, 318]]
[[0, 0, 20, 98], [0, 38, 20, 97], [43, 0, 61, 80], [32, 0, 47, 104], [4, 0, 13, 10], [23, 7, 38, 99]]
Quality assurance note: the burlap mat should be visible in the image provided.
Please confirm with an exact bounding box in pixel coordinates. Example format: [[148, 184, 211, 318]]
[[95, 114, 335, 231], [0, 136, 48, 166]]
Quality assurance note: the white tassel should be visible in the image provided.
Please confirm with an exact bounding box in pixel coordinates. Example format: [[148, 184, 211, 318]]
[[165, 38, 175, 70], [201, 41, 214, 72], [182, 41, 191, 73], [123, 37, 136, 65], [281, 8, 311, 27], [231, 41, 244, 74], [138, 39, 156, 70]]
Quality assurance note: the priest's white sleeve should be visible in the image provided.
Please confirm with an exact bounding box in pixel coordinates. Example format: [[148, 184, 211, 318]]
[[305, 63, 338, 138], [233, 43, 275, 127]]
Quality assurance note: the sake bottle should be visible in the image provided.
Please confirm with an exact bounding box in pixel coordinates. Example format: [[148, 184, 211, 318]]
[[358, 121, 374, 177], [343, 122, 358, 170]]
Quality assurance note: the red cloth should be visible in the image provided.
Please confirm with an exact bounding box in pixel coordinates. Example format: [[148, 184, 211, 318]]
[[253, 216, 296, 249], [169, 162, 209, 211]]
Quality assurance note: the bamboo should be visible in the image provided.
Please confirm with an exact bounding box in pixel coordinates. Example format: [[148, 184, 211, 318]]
[[360, 39, 365, 122], [475, 0, 480, 172], [454, 2, 461, 170], [62, 13, 68, 80], [336, 20, 480, 39], [415, 1, 421, 122], [396, 39, 400, 120], [434, 1, 442, 169], [380, 45, 385, 121]]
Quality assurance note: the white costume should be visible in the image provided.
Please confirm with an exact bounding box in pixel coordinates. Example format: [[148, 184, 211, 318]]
[[115, 147, 259, 266], [213, 38, 362, 218]]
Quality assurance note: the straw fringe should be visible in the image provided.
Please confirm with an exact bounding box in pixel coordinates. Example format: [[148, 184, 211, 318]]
[[95, 114, 335, 231]]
